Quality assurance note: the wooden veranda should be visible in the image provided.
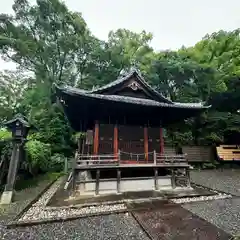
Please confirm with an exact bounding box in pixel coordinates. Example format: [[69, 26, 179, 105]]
[[71, 151, 191, 195]]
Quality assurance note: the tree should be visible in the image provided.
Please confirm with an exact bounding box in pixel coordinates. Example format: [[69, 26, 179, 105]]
[[78, 28, 154, 88], [0, 0, 94, 86], [0, 69, 31, 124]]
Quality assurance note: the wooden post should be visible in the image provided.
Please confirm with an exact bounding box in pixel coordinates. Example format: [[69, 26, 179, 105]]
[[95, 169, 100, 195], [117, 169, 121, 193], [186, 168, 191, 188], [153, 150, 157, 165], [93, 121, 99, 155], [118, 149, 121, 165], [72, 154, 77, 191], [144, 126, 148, 161], [64, 157, 68, 173], [171, 169, 176, 189], [160, 127, 164, 154], [114, 124, 118, 159], [154, 168, 158, 190]]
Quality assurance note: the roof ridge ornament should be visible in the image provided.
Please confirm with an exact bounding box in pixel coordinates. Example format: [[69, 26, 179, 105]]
[[128, 81, 140, 91]]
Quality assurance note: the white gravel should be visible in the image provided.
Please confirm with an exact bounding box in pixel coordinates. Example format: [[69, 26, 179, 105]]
[[18, 179, 127, 222], [171, 193, 232, 204]]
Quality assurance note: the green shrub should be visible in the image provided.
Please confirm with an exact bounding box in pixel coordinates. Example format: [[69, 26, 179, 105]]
[[49, 153, 65, 172], [0, 128, 12, 161], [25, 139, 51, 175], [0, 128, 11, 141]]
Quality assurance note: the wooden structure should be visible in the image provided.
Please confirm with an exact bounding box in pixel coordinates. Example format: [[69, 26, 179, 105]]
[[182, 146, 213, 163], [56, 69, 210, 193], [73, 151, 190, 194], [216, 145, 240, 161]]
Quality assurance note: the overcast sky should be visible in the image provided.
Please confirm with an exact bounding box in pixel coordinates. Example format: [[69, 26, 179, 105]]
[[1, 0, 240, 70]]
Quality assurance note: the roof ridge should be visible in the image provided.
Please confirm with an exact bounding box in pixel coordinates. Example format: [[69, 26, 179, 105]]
[[60, 87, 210, 109], [90, 69, 173, 104]]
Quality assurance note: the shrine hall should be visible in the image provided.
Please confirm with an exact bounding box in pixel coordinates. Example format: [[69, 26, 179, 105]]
[[56, 69, 209, 161]]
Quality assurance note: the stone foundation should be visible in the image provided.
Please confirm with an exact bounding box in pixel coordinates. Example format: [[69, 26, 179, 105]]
[[76, 174, 187, 196]]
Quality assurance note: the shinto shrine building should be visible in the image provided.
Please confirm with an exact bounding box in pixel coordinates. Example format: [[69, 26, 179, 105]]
[[56, 69, 210, 195]]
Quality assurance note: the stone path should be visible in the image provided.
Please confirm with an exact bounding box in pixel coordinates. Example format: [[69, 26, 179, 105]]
[[133, 204, 230, 240]]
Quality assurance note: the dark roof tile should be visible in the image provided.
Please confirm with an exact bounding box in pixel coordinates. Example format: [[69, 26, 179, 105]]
[[61, 86, 210, 109]]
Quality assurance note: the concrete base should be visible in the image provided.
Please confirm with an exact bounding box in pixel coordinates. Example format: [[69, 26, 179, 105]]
[[78, 177, 177, 196], [1, 191, 13, 204]]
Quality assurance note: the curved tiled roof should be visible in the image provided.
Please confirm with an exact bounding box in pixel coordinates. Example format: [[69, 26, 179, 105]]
[[89, 69, 173, 104], [58, 85, 210, 109]]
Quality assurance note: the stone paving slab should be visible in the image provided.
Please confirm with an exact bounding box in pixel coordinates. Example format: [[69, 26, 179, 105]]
[[190, 170, 240, 196], [183, 197, 240, 236], [132, 204, 231, 240]]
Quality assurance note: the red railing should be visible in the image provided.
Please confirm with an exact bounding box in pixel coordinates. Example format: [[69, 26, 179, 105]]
[[75, 150, 188, 167]]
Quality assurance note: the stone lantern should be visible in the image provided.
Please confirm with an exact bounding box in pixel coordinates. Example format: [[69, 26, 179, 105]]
[[1, 114, 34, 204]]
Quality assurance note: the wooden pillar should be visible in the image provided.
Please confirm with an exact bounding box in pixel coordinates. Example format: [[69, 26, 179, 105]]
[[95, 169, 100, 195], [93, 121, 99, 155], [117, 169, 121, 193], [144, 126, 148, 161], [171, 169, 176, 189], [114, 124, 118, 159], [186, 168, 191, 188], [154, 168, 158, 190], [160, 127, 164, 154]]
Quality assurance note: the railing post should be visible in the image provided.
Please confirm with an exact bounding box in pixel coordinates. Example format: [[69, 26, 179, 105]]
[[154, 168, 158, 190], [117, 169, 121, 193], [153, 150, 157, 165], [72, 152, 77, 191], [118, 150, 120, 165], [186, 168, 191, 188], [64, 157, 68, 173], [171, 169, 176, 189], [95, 169, 100, 195]]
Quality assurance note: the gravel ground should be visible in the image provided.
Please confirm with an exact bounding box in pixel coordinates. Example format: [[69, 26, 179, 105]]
[[171, 193, 232, 204], [0, 175, 60, 224], [186, 170, 240, 236], [1, 213, 149, 240], [2, 169, 239, 239], [190, 170, 240, 196], [18, 178, 127, 222], [183, 197, 240, 236]]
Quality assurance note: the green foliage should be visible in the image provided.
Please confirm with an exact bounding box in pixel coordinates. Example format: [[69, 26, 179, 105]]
[[0, 0, 240, 173], [0, 128, 11, 141], [0, 128, 12, 161], [25, 139, 51, 175], [49, 153, 65, 172], [73, 132, 86, 143]]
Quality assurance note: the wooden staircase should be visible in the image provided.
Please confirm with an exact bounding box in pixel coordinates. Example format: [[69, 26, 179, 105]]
[[216, 145, 240, 161]]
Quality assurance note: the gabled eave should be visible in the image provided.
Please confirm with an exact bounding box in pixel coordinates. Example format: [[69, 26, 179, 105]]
[[89, 69, 173, 104]]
